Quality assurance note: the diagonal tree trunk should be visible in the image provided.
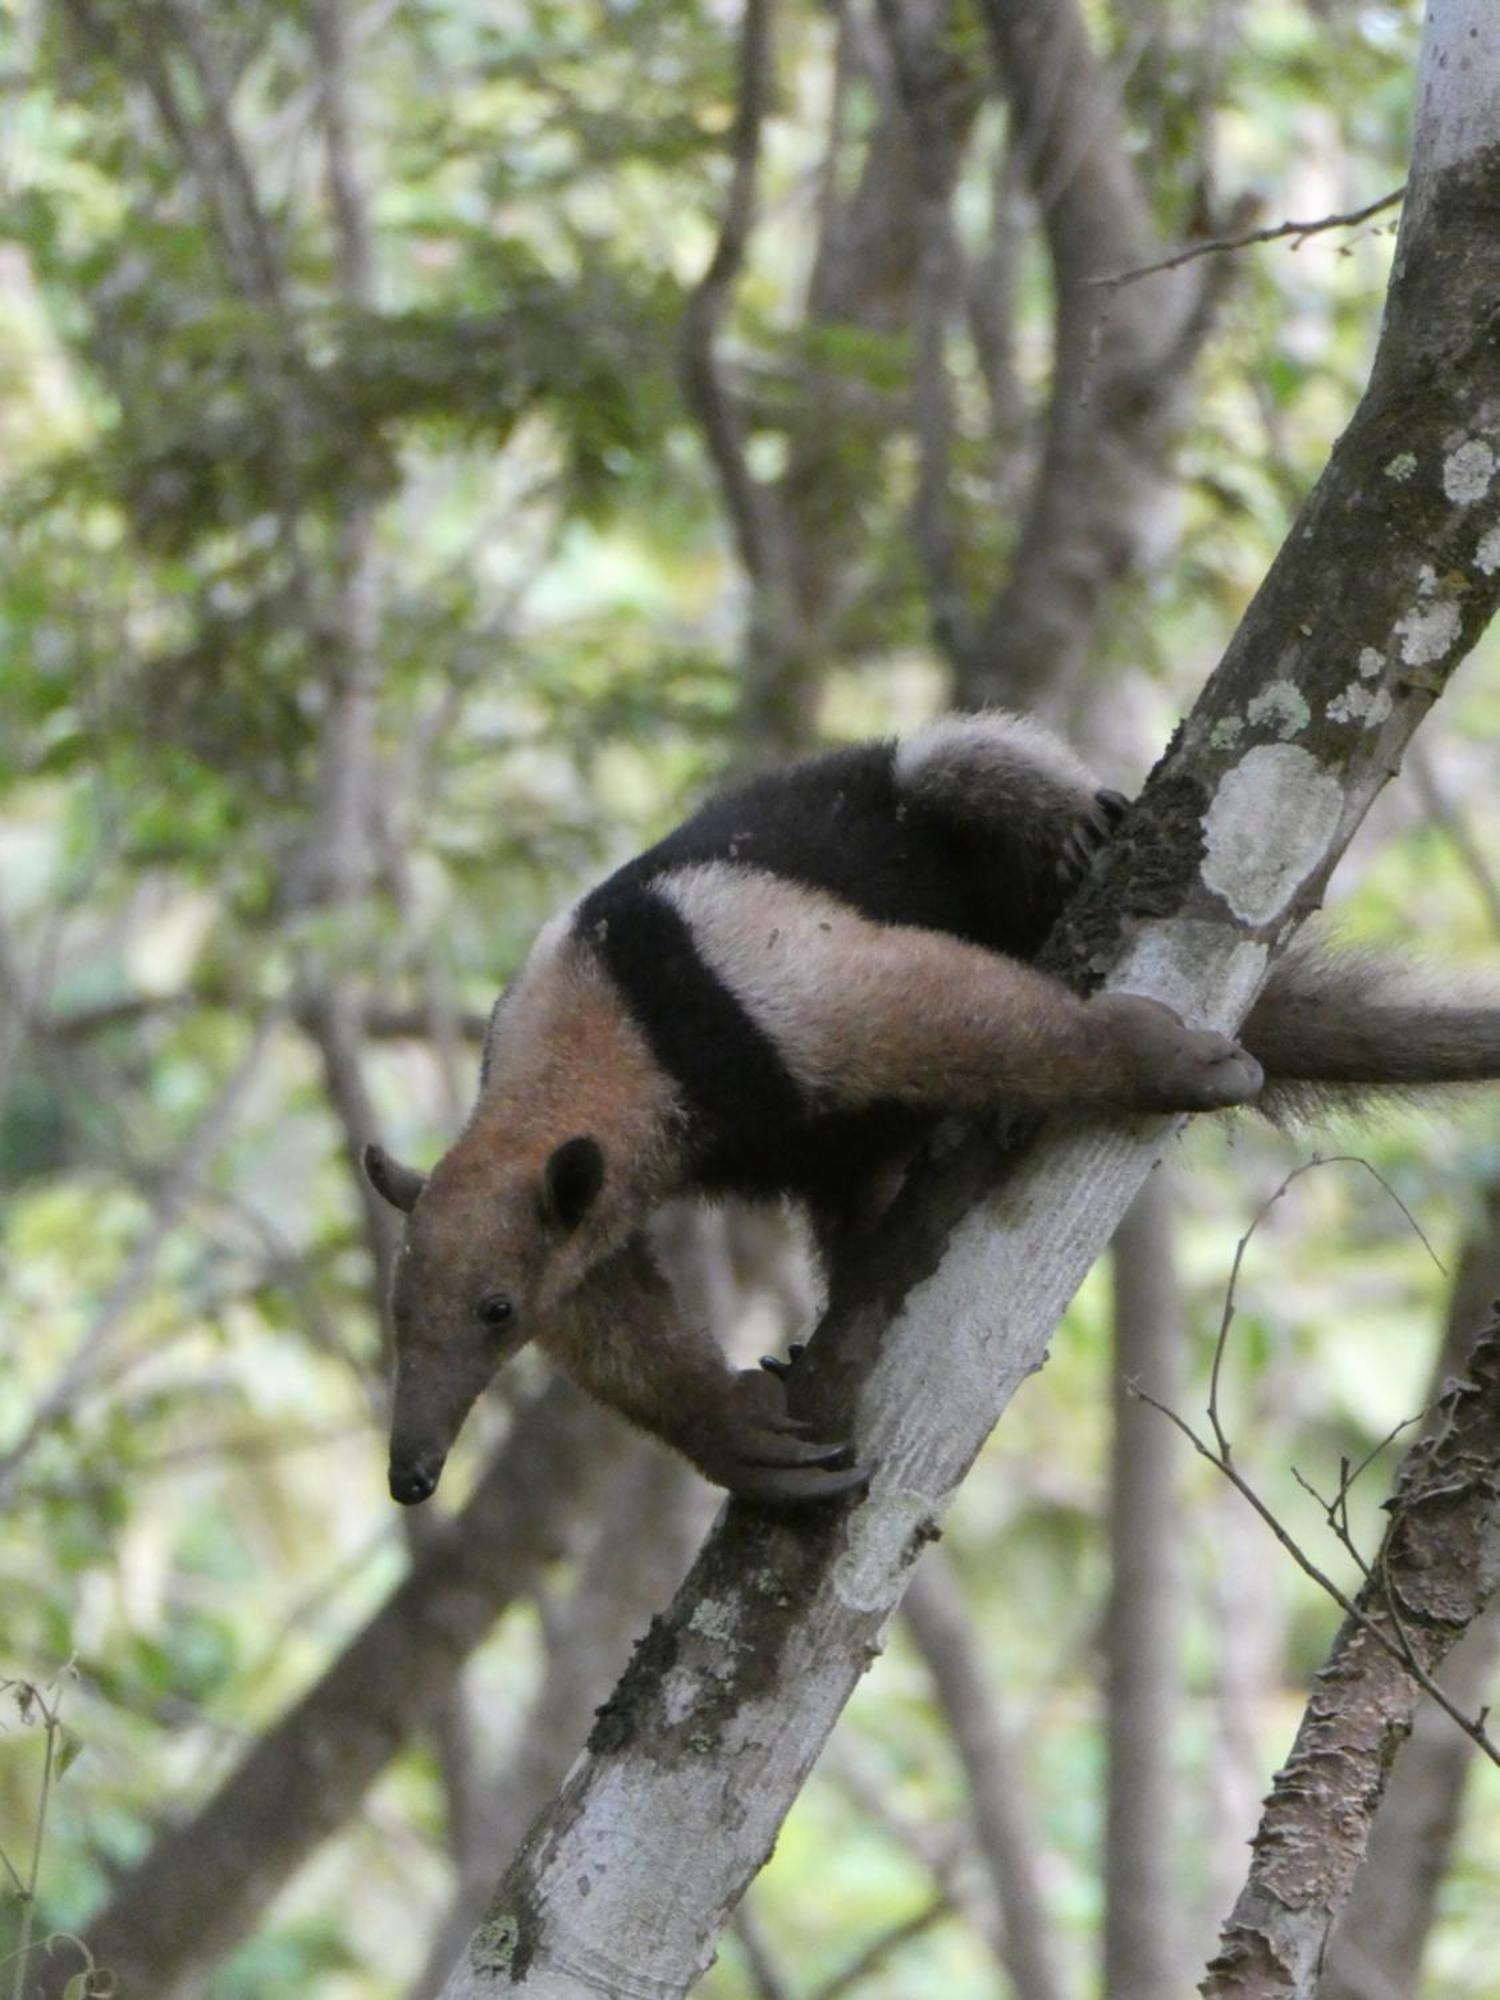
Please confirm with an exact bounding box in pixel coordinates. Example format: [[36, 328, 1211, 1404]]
[[437, 8, 1500, 1991], [1202, 1311, 1500, 2000], [1315, 1181, 1500, 2000]]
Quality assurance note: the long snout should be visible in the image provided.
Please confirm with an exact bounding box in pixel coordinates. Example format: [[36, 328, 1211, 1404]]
[[389, 1453, 446, 1506], [388, 1343, 498, 1508]]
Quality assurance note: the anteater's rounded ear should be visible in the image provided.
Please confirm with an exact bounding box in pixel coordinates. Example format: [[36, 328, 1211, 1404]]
[[363, 1143, 427, 1214], [543, 1135, 605, 1230]]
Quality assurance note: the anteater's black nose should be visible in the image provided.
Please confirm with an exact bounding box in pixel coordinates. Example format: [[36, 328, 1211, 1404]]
[[389, 1461, 439, 1506]]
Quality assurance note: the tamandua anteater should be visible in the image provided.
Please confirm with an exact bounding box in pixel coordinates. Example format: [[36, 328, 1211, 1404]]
[[363, 712, 1500, 1505]]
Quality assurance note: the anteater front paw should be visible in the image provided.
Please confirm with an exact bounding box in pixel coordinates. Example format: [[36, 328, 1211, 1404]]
[[706, 1368, 868, 1506], [1098, 992, 1264, 1112], [1057, 789, 1131, 891]]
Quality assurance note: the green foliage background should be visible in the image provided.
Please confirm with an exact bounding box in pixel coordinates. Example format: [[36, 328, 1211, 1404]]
[[2, 0, 1499, 1993]]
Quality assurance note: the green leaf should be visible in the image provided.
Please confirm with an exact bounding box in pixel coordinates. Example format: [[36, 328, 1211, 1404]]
[[55, 1726, 86, 1781]]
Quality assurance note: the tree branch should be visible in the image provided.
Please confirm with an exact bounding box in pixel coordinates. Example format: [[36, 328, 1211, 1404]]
[[436, 9, 1500, 1992], [965, 0, 1224, 713], [1200, 1312, 1500, 1998], [1096, 186, 1405, 290]]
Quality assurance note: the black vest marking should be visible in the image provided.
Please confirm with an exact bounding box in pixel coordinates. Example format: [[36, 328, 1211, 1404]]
[[571, 740, 1072, 1196], [577, 880, 806, 1178], [596, 741, 1063, 962]]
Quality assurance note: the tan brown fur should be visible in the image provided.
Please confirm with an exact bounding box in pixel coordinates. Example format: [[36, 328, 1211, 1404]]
[[542, 1235, 863, 1501], [659, 863, 1254, 1113], [371, 709, 1500, 1510], [456, 913, 688, 1303]]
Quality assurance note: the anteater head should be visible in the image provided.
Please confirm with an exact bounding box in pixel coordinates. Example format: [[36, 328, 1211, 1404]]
[[363, 1131, 607, 1505]]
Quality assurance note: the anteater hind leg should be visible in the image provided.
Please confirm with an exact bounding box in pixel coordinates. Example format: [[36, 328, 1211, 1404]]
[[661, 866, 1263, 1115]]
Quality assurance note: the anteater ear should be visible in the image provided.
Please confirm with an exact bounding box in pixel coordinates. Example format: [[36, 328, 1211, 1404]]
[[363, 1143, 427, 1214], [542, 1135, 605, 1230]]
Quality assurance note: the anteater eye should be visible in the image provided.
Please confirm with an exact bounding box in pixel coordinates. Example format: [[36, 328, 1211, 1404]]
[[475, 1292, 514, 1331]]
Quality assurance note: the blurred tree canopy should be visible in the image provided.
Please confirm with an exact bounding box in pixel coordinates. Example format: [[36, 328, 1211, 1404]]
[[3, 0, 1500, 1995]]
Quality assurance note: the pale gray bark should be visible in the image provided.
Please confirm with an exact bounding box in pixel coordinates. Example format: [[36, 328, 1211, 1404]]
[[408, 1448, 707, 2000], [1104, 1169, 1187, 1999]]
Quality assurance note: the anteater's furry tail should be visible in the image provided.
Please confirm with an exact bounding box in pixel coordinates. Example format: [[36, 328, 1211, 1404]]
[[1243, 933, 1500, 1121]]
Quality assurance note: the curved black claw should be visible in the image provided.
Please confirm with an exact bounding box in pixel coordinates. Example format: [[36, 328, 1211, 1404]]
[[729, 1458, 872, 1507], [719, 1363, 865, 1505], [759, 1340, 808, 1382], [1058, 789, 1131, 890]]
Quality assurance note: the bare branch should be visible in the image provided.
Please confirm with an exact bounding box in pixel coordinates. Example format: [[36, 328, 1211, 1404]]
[[1194, 1313, 1500, 1996], [1096, 186, 1406, 290], [1206, 1156, 1444, 1464]]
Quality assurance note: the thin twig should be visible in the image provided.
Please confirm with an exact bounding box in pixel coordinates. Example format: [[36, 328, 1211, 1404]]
[[1134, 1385, 1500, 1769], [1206, 1154, 1445, 1462], [1095, 184, 1405, 288]]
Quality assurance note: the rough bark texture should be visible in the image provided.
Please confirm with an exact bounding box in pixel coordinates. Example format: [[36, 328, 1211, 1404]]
[[1316, 1182, 1500, 2000], [37, 1382, 622, 2000], [1104, 1170, 1187, 1999], [1201, 1318, 1500, 1999], [1314, 1606, 1500, 2000], [438, 11, 1500, 1989]]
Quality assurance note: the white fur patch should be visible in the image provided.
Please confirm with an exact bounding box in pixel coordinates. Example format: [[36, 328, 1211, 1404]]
[[894, 710, 1097, 803], [656, 865, 869, 1093]]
